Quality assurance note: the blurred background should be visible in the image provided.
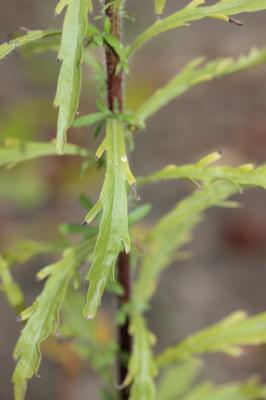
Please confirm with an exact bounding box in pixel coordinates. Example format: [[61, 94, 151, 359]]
[[1, 0, 266, 399]]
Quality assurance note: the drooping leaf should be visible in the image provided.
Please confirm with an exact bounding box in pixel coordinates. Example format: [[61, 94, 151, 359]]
[[156, 311, 266, 368], [54, 0, 90, 153], [182, 378, 266, 400], [125, 311, 157, 400], [0, 30, 60, 61], [12, 239, 92, 400], [134, 48, 266, 127], [128, 0, 266, 56], [155, 0, 167, 16], [0, 139, 92, 168], [83, 119, 135, 319], [156, 359, 201, 400], [0, 256, 24, 313]]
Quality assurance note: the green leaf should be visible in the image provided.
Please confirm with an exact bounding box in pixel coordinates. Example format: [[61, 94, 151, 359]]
[[54, 0, 90, 154], [156, 311, 266, 368], [156, 359, 201, 400], [128, 0, 266, 56], [155, 0, 167, 16], [134, 48, 266, 126], [135, 156, 266, 305], [182, 378, 266, 400], [0, 139, 92, 168], [3, 240, 64, 269], [128, 204, 152, 225], [12, 239, 92, 400], [0, 30, 60, 61], [73, 111, 109, 128], [0, 256, 24, 313], [139, 152, 266, 189], [83, 119, 136, 319], [125, 312, 157, 400]]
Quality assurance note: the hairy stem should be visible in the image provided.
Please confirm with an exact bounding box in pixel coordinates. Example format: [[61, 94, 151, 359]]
[[104, 1, 131, 399]]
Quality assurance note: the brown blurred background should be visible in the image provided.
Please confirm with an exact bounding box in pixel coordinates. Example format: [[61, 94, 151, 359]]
[[1, 1, 266, 399]]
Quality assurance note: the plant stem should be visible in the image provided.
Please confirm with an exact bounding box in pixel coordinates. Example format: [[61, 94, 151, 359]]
[[104, 1, 131, 399]]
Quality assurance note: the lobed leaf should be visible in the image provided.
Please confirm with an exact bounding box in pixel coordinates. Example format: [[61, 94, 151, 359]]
[[0, 256, 24, 313], [135, 153, 266, 305], [156, 359, 201, 400], [139, 151, 266, 189], [156, 311, 266, 368], [134, 48, 266, 126], [182, 378, 266, 400], [128, 0, 266, 56], [0, 30, 60, 61], [0, 139, 92, 168], [125, 312, 157, 400], [83, 119, 136, 319], [54, 0, 90, 153], [12, 239, 92, 400]]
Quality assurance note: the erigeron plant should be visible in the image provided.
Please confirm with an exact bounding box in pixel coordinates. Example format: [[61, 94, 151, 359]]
[[1, 1, 266, 399]]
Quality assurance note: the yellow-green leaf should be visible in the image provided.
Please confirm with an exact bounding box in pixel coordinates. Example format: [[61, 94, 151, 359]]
[[0, 30, 60, 61], [128, 0, 266, 56], [156, 312, 266, 368], [134, 48, 266, 127], [182, 378, 266, 400], [135, 155, 266, 305], [156, 360, 200, 400], [139, 152, 266, 189], [12, 239, 92, 400], [0, 139, 92, 168], [0, 256, 24, 313]]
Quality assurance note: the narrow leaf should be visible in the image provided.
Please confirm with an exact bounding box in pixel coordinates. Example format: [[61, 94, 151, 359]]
[[83, 119, 135, 319], [126, 312, 157, 400], [73, 111, 109, 128], [134, 48, 266, 126], [0, 30, 60, 61], [139, 152, 266, 189], [12, 239, 91, 400], [156, 311, 266, 368], [0, 139, 92, 168], [135, 157, 266, 305], [183, 378, 266, 400], [54, 0, 90, 153], [0, 256, 24, 313], [128, 0, 266, 56], [156, 359, 201, 400], [4, 240, 64, 269]]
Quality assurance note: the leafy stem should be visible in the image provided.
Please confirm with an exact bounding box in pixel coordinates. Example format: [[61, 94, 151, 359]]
[[104, 1, 132, 398]]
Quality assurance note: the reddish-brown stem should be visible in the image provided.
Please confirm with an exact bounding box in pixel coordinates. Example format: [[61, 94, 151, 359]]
[[104, 2, 131, 399], [105, 2, 123, 112]]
